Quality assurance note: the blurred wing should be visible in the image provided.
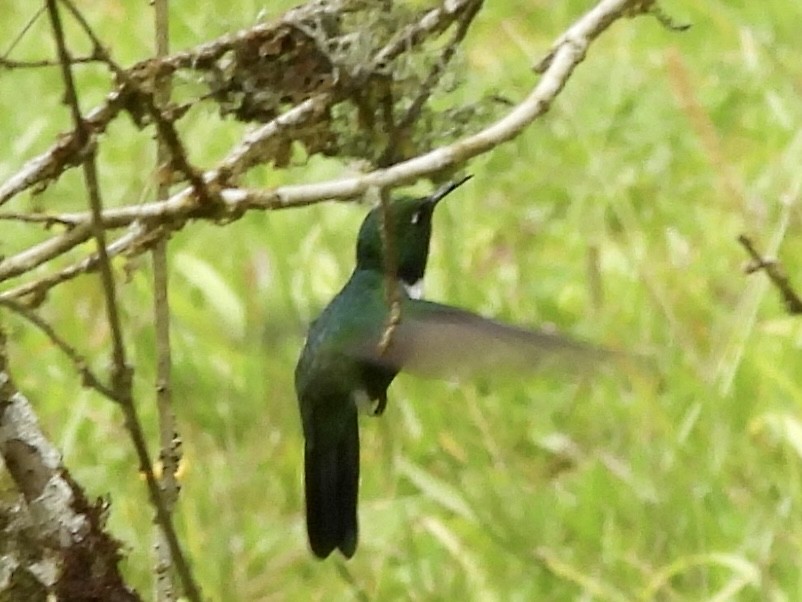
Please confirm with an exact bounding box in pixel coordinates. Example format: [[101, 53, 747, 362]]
[[348, 301, 621, 380]]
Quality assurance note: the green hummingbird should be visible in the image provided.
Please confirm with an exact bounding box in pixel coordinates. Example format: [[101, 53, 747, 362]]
[[294, 176, 609, 559]]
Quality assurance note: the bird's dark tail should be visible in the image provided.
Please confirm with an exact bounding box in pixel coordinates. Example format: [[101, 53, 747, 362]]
[[304, 414, 359, 559]]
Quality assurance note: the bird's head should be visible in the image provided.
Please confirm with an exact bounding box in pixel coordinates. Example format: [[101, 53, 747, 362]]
[[355, 175, 471, 286]]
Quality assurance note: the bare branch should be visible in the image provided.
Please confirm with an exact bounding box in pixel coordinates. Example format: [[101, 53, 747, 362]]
[[152, 0, 181, 599], [0, 54, 100, 68], [377, 186, 402, 357], [378, 0, 484, 166], [0, 89, 128, 206], [0, 211, 79, 226], [0, 0, 465, 208], [0, 329, 138, 601], [224, 0, 645, 203], [60, 0, 216, 209], [45, 1, 201, 599], [2, 5, 46, 64], [45, 0, 124, 377], [0, 223, 93, 282], [0, 0, 650, 306], [0, 299, 116, 399], [738, 234, 802, 315], [0, 222, 148, 305]]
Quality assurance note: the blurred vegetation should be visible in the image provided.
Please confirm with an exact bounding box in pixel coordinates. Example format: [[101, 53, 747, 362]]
[[2, 0, 802, 599]]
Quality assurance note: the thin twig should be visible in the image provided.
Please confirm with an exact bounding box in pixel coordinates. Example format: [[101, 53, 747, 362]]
[[0, 93, 331, 233], [0, 223, 93, 282], [0, 211, 82, 226], [60, 0, 214, 208], [1, 0, 651, 307], [378, 0, 483, 166], [0, 298, 116, 400], [0, 222, 149, 306], [650, 3, 691, 31], [2, 5, 46, 63], [0, 54, 100, 69], [0, 0, 473, 208], [152, 0, 180, 599], [46, 0, 125, 381], [714, 203, 793, 395], [377, 186, 402, 356], [0, 0, 480, 285], [0, 89, 129, 206], [45, 1, 201, 599], [737, 234, 802, 315]]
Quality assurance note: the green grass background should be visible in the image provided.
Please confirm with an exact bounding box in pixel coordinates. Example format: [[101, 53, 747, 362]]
[[2, 0, 802, 599]]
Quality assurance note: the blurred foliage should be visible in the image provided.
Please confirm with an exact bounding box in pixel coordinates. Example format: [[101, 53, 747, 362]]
[[2, 0, 802, 599]]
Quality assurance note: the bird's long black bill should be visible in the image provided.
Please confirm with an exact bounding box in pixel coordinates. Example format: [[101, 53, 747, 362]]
[[428, 174, 473, 206], [304, 415, 359, 559]]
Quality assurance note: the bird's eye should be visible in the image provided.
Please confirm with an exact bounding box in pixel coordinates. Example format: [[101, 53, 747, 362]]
[[410, 210, 421, 225]]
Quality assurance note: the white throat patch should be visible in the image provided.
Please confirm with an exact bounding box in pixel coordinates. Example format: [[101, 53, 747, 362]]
[[403, 279, 424, 300], [354, 389, 373, 414]]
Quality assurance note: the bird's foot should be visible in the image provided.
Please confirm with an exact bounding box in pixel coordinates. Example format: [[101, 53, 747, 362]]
[[371, 396, 387, 416]]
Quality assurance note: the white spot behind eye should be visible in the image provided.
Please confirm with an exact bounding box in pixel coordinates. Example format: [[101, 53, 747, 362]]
[[410, 210, 421, 225]]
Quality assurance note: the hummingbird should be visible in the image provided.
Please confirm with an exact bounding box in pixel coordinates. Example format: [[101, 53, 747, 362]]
[[294, 176, 610, 559]]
